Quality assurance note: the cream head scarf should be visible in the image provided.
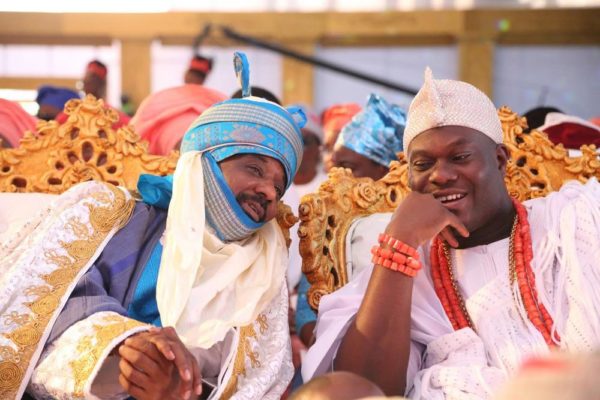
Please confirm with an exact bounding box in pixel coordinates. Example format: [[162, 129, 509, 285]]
[[403, 67, 503, 151]]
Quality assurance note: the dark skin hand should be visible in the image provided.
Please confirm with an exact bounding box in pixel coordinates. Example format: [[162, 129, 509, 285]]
[[299, 321, 316, 347], [334, 126, 514, 396], [118, 327, 202, 400]]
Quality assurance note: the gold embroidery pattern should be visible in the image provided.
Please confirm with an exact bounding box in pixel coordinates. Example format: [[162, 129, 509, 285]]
[[70, 314, 146, 398], [0, 183, 134, 400], [221, 314, 269, 400]]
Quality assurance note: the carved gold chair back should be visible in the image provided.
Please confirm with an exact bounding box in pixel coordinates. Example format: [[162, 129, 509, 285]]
[[0, 95, 178, 194], [299, 107, 600, 311]]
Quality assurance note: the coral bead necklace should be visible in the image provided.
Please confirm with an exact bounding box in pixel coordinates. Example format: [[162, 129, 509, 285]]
[[430, 199, 558, 346]]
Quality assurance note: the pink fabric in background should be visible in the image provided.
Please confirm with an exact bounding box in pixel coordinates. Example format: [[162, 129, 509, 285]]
[[133, 84, 227, 155], [0, 99, 37, 147]]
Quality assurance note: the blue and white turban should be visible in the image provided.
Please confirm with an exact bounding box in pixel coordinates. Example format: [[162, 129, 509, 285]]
[[139, 52, 306, 242], [181, 97, 305, 189], [335, 93, 407, 167]]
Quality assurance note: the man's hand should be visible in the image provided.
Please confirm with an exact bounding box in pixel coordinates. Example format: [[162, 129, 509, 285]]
[[385, 192, 469, 249], [118, 327, 202, 400]]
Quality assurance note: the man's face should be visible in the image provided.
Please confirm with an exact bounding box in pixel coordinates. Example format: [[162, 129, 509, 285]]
[[219, 154, 286, 223], [332, 145, 389, 180], [297, 130, 321, 174], [323, 127, 341, 172], [37, 104, 62, 121], [323, 127, 341, 153], [184, 70, 206, 85], [83, 72, 106, 99], [407, 125, 509, 232]]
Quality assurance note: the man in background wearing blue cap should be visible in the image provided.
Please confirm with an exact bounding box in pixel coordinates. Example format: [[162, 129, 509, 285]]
[[331, 94, 407, 181], [2, 53, 304, 400], [293, 94, 407, 356], [35, 85, 80, 121]]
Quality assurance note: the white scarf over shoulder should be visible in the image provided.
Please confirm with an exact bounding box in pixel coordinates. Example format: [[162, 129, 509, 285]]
[[156, 151, 287, 349]]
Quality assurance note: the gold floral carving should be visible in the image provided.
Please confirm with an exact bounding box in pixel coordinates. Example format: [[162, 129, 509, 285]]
[[299, 107, 600, 311], [277, 201, 299, 249], [0, 184, 134, 400], [221, 314, 268, 400], [0, 95, 178, 194], [71, 314, 146, 398]]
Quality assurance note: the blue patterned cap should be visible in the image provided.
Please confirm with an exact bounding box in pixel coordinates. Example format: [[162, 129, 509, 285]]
[[180, 52, 306, 189], [335, 94, 407, 167]]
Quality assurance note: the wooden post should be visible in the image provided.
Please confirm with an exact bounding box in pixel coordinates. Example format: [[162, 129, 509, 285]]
[[458, 34, 495, 98], [120, 39, 152, 110], [282, 44, 315, 106]]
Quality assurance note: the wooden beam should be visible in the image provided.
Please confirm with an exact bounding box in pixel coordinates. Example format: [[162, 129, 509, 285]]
[[458, 35, 494, 98], [322, 10, 463, 39], [282, 44, 314, 106], [497, 33, 600, 46], [120, 39, 151, 110], [0, 10, 597, 46], [0, 35, 111, 46], [0, 77, 78, 91], [320, 35, 455, 47], [464, 8, 600, 39], [0, 12, 325, 42]]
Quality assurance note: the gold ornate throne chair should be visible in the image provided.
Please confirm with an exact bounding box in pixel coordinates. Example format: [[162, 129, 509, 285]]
[[0, 95, 297, 243], [0, 95, 178, 194], [299, 106, 600, 311]]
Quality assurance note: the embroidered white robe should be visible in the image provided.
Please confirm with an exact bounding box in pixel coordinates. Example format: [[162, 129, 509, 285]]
[[303, 178, 600, 399]]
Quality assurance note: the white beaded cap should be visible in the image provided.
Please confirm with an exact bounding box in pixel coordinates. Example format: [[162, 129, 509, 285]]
[[403, 67, 503, 151]]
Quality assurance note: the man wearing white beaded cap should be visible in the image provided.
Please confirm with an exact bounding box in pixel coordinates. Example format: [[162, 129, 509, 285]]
[[0, 52, 303, 400], [302, 68, 600, 399]]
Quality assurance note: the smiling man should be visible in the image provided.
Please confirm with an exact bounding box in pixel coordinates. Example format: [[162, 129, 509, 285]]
[[302, 68, 600, 399], [4, 53, 304, 400]]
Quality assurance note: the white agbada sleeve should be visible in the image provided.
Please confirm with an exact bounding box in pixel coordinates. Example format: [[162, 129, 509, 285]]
[[301, 213, 428, 391], [304, 178, 600, 399], [301, 214, 509, 398]]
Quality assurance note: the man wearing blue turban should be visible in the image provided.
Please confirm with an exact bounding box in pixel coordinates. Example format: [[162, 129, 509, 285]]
[[9, 53, 304, 400], [292, 94, 407, 362], [35, 85, 80, 121], [332, 93, 407, 180]]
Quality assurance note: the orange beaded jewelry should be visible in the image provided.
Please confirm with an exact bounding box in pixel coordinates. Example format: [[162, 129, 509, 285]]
[[371, 236, 422, 277], [378, 233, 420, 259], [430, 198, 558, 346]]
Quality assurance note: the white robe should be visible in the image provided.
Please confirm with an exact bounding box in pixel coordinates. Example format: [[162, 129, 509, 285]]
[[302, 178, 600, 399]]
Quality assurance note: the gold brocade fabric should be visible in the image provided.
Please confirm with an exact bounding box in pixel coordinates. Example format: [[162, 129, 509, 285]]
[[70, 314, 145, 398], [0, 183, 134, 400], [220, 314, 268, 400]]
